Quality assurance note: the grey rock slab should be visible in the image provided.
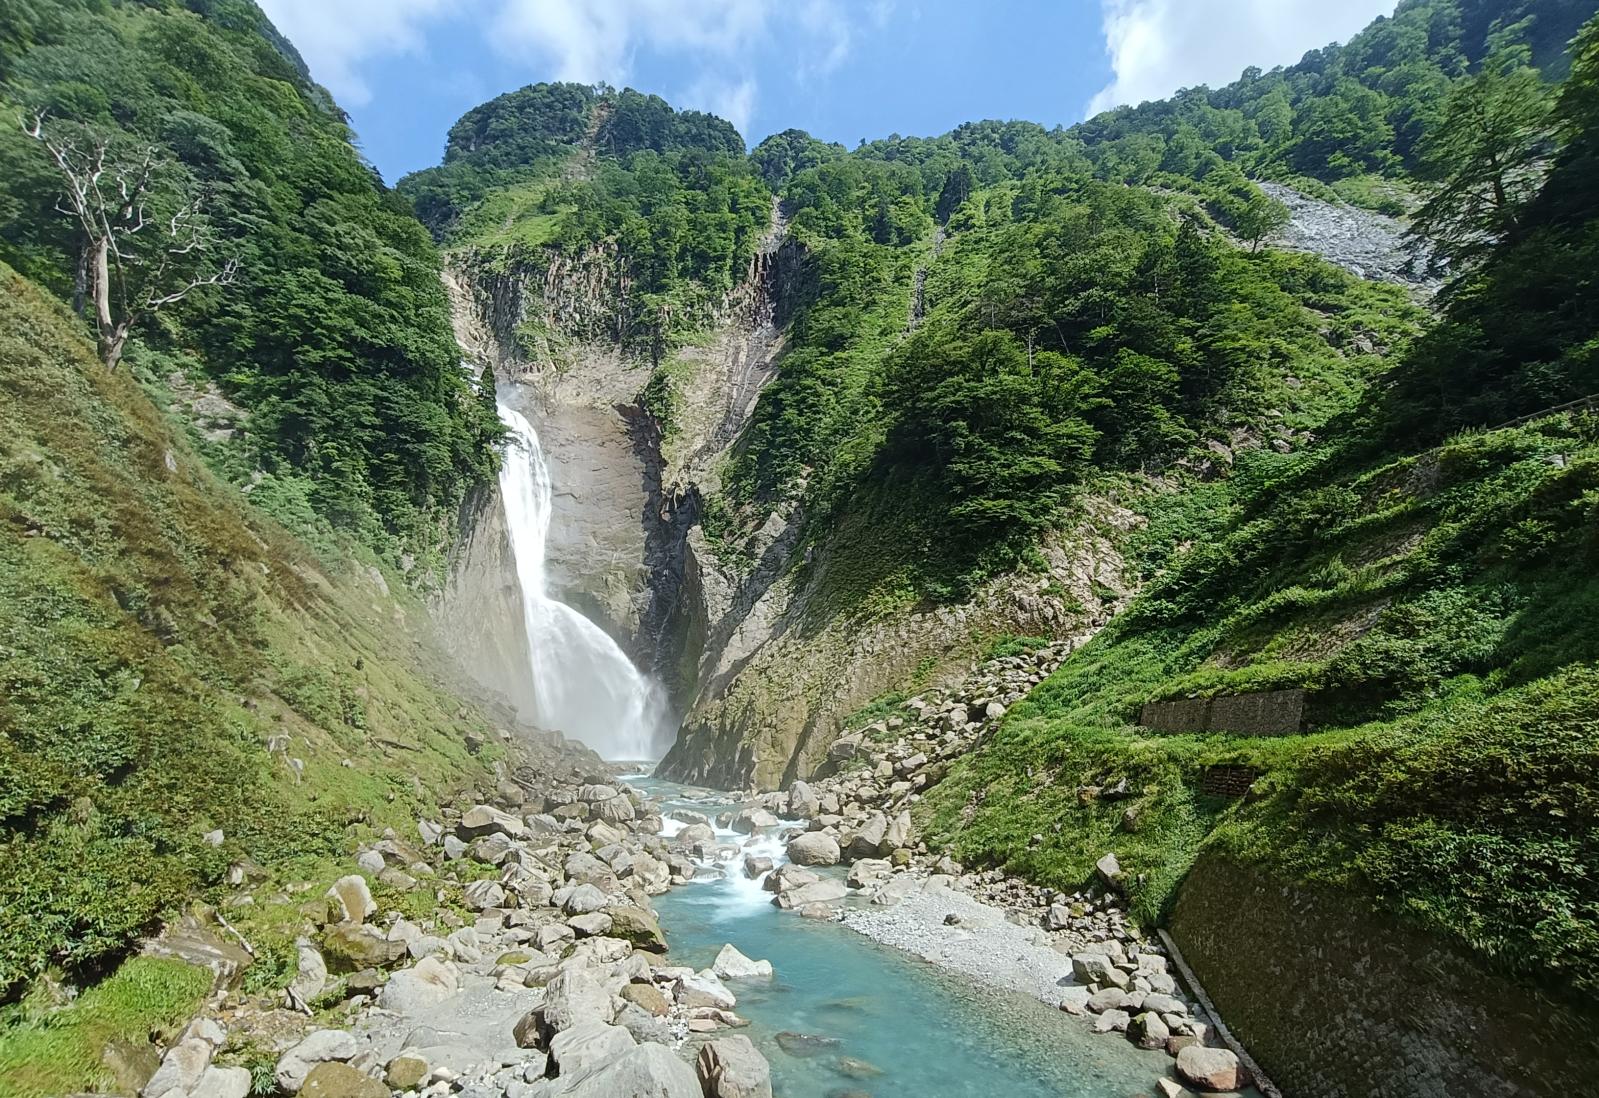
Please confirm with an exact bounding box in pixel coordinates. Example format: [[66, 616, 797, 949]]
[[711, 943, 772, 979], [696, 1035, 773, 1098], [548, 1019, 637, 1077]]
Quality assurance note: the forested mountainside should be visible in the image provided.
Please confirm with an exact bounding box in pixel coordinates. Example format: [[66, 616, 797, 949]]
[[0, 0, 538, 1076], [0, 0, 1597, 1093], [0, 0, 502, 578], [412, 0, 1599, 1088]]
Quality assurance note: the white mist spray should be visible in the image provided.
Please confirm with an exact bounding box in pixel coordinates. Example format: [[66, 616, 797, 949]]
[[496, 399, 668, 760]]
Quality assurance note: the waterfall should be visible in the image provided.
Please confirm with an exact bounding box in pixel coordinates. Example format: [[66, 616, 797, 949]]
[[496, 399, 669, 760]]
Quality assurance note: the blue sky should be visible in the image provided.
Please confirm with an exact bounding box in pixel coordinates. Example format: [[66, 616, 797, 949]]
[[256, 0, 1397, 185]]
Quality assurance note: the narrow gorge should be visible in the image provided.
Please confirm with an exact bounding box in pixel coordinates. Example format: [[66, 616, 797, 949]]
[[1, 3, 1596, 1098]]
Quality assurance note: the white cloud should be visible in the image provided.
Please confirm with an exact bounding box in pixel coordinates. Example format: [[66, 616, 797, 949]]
[[489, 0, 772, 83], [487, 0, 889, 132], [682, 75, 759, 134], [256, 0, 459, 106], [1087, 0, 1397, 117], [260, 0, 894, 135]]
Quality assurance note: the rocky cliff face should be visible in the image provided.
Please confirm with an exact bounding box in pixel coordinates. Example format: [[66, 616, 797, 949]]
[[438, 205, 1146, 788], [436, 202, 801, 719], [657, 501, 1138, 790]]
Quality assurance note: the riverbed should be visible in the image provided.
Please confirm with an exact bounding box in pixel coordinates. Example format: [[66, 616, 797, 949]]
[[632, 776, 1173, 1098]]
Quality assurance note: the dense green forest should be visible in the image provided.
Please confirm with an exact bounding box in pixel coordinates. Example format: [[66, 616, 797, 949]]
[[0, 0, 502, 576], [918, 13, 1599, 1002], [412, 0, 1597, 597], [400, 84, 771, 351], [0, 0, 514, 1010]]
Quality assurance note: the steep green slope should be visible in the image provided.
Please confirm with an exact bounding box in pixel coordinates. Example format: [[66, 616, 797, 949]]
[[0, 261, 503, 998], [0, 0, 500, 574], [922, 416, 1599, 992], [921, 14, 1599, 1008]]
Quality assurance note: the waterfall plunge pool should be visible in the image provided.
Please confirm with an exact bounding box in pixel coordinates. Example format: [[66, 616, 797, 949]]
[[633, 777, 1177, 1098]]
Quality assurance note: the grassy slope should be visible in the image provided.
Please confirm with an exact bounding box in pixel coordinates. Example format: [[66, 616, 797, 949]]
[[0, 262, 504, 1026], [921, 414, 1599, 998]]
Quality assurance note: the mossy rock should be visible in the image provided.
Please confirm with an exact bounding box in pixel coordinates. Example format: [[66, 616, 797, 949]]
[[320, 925, 407, 974], [301, 1061, 388, 1098], [605, 906, 667, 952]]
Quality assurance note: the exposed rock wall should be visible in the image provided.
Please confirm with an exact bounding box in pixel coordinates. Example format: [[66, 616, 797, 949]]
[[439, 198, 1140, 788], [1169, 853, 1594, 1098], [442, 255, 656, 651], [438, 200, 802, 708], [435, 488, 537, 720], [659, 499, 1141, 790], [1260, 182, 1439, 294]]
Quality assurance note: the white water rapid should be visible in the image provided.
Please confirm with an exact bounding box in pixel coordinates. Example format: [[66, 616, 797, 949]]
[[496, 399, 669, 760]]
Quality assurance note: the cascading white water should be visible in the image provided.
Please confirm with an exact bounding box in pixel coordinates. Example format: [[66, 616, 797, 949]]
[[496, 398, 669, 760]]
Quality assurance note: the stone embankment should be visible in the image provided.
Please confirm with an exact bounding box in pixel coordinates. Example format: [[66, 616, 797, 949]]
[[132, 743, 779, 1098], [742, 642, 1256, 1097]]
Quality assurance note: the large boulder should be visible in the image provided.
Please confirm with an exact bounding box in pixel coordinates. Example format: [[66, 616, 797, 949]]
[[542, 966, 616, 1032], [1176, 1046, 1249, 1092], [568, 912, 613, 938], [674, 970, 737, 1010], [884, 810, 912, 850], [547, 1043, 701, 1097], [786, 781, 819, 818], [325, 876, 376, 924], [773, 878, 848, 910], [1071, 953, 1127, 987], [620, 982, 671, 1016], [462, 879, 506, 911], [187, 1066, 250, 1098], [846, 859, 891, 889], [562, 883, 609, 915], [377, 957, 457, 1012], [1129, 1011, 1170, 1050], [868, 874, 919, 906], [731, 808, 780, 834], [711, 943, 773, 980], [845, 813, 888, 860], [142, 1037, 211, 1097], [675, 822, 716, 845], [299, 1061, 387, 1098], [384, 1054, 429, 1090], [287, 942, 329, 1004], [696, 1035, 774, 1098], [320, 924, 406, 972], [786, 833, 841, 867], [597, 796, 636, 824], [765, 865, 817, 893], [274, 1030, 357, 1093], [607, 905, 668, 952], [550, 1019, 638, 1077], [459, 803, 527, 838]]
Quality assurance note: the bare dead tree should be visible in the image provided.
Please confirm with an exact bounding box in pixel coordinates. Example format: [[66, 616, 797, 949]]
[[23, 111, 239, 369]]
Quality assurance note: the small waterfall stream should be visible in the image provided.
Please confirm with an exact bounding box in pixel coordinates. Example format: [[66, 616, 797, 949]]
[[496, 398, 668, 760]]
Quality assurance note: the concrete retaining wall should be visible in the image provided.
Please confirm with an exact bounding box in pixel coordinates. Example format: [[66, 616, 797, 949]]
[[1168, 853, 1594, 1098], [1140, 689, 1304, 736]]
